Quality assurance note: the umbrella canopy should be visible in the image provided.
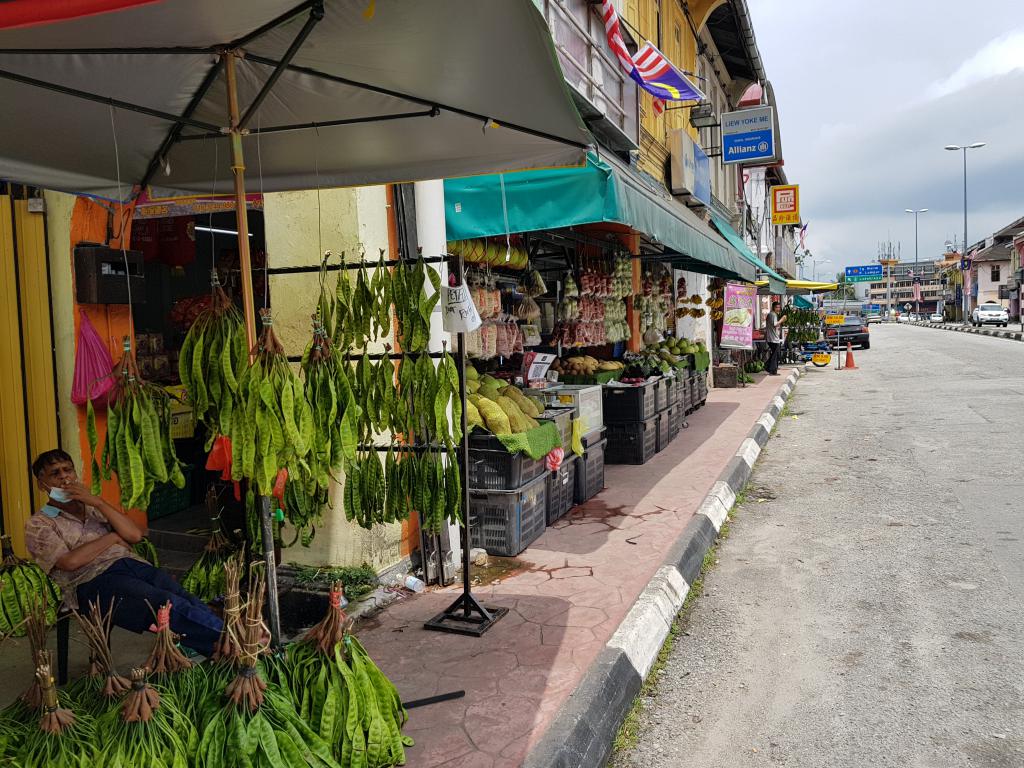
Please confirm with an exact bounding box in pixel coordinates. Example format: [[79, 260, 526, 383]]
[[0, 0, 592, 199]]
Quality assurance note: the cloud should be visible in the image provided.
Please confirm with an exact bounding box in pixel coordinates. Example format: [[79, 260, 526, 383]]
[[925, 29, 1024, 99]]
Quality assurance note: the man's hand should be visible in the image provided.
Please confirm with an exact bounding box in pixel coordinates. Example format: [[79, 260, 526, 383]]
[[63, 481, 103, 509], [68, 484, 147, 544]]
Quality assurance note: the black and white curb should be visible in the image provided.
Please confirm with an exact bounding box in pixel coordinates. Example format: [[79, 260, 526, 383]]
[[523, 366, 804, 768], [911, 321, 1024, 342]]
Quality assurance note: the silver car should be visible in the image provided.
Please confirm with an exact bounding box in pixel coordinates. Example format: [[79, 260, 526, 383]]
[[971, 303, 1009, 327]]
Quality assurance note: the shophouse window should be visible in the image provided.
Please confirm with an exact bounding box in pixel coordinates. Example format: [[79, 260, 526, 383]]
[[991, 265, 1000, 282]]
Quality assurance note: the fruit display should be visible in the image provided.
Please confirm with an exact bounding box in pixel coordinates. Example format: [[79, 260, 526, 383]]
[[0, 535, 60, 637], [551, 355, 624, 378], [464, 370, 544, 436], [448, 237, 529, 270]]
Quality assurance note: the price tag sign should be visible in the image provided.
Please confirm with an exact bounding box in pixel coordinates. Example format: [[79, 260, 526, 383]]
[[825, 314, 845, 325], [442, 283, 482, 333], [812, 352, 831, 365]]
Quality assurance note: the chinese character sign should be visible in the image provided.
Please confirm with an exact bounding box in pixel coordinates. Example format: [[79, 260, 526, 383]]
[[720, 282, 756, 350], [770, 185, 800, 225]]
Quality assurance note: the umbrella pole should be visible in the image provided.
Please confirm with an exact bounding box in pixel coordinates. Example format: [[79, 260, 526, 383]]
[[224, 50, 282, 646]]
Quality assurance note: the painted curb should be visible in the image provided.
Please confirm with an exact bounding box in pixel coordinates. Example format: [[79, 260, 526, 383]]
[[910, 321, 1024, 342], [523, 366, 805, 768]]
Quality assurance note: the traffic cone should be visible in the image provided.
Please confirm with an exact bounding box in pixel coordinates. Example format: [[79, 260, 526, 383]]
[[843, 341, 858, 370]]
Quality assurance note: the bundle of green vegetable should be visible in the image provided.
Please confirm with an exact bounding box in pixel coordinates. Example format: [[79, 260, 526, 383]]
[[228, 310, 313, 496], [12, 663, 95, 768], [132, 537, 160, 567], [180, 490, 239, 601], [0, 535, 60, 637], [66, 598, 130, 712], [392, 257, 441, 353], [86, 338, 186, 510], [198, 567, 346, 768], [178, 278, 247, 445], [273, 582, 412, 767]]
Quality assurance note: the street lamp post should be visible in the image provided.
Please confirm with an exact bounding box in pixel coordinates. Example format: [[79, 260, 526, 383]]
[[945, 142, 986, 323], [905, 208, 928, 317], [811, 257, 830, 282]]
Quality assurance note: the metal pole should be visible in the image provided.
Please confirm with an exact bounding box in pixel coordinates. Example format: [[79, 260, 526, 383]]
[[914, 212, 919, 317], [963, 148, 969, 324], [224, 50, 281, 645]]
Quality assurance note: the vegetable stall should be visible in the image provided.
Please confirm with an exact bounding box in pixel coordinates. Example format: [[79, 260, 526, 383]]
[[0, 0, 593, 764]]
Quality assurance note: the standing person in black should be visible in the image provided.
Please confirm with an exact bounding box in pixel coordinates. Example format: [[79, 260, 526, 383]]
[[765, 301, 788, 375]]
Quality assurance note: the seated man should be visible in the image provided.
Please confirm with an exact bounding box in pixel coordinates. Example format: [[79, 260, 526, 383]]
[[25, 449, 222, 657]]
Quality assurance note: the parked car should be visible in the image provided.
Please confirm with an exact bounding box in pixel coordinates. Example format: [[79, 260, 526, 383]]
[[971, 303, 1009, 327], [929, 313, 944, 323], [826, 316, 870, 349], [897, 314, 910, 323], [865, 314, 883, 325]]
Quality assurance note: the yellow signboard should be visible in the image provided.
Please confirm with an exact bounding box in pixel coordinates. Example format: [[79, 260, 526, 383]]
[[825, 314, 845, 325], [811, 352, 832, 366], [770, 184, 800, 225]]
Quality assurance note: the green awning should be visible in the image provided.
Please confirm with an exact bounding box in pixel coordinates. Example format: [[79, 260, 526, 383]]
[[793, 295, 814, 309], [709, 214, 787, 295], [444, 154, 755, 282]]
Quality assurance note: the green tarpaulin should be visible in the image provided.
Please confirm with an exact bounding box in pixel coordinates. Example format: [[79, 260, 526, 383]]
[[793, 295, 814, 309], [709, 214, 787, 295], [444, 154, 755, 282]]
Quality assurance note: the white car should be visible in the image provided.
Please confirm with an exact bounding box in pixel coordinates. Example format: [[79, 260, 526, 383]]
[[971, 303, 1009, 327], [929, 313, 944, 323]]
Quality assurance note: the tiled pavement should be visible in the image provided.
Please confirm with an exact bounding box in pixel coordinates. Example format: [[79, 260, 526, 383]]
[[359, 373, 789, 767]]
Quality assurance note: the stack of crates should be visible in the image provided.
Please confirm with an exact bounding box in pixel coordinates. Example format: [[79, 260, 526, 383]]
[[603, 380, 659, 464], [541, 384, 607, 507], [694, 370, 709, 410], [468, 431, 548, 557]]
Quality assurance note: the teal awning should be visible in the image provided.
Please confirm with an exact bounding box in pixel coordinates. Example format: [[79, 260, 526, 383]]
[[444, 154, 755, 282], [709, 214, 787, 295], [793, 295, 814, 309]]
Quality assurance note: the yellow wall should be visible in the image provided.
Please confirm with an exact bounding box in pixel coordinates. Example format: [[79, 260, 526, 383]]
[[0, 196, 60, 555]]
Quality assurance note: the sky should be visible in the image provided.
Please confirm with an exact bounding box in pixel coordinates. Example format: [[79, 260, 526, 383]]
[[747, 0, 1024, 279]]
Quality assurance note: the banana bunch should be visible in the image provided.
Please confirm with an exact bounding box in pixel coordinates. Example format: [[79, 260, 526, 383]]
[[1, 535, 61, 636]]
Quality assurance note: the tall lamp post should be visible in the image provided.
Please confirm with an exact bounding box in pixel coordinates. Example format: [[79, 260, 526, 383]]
[[905, 208, 928, 317], [811, 257, 831, 282], [945, 142, 986, 323]]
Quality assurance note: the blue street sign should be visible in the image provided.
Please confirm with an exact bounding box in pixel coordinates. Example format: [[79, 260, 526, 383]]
[[845, 264, 883, 279], [864, 304, 881, 312]]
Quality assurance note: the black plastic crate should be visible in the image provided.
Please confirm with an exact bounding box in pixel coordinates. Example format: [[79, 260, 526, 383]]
[[665, 377, 679, 409], [468, 443, 546, 490], [605, 418, 658, 465], [546, 456, 577, 525], [654, 379, 667, 413], [682, 378, 694, 412], [542, 406, 574, 452], [574, 437, 607, 504], [669, 406, 682, 441], [656, 409, 672, 452], [603, 380, 658, 422], [469, 475, 548, 557], [581, 426, 606, 449]]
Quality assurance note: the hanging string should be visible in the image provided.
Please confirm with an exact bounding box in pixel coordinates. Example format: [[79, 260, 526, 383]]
[[208, 139, 220, 288], [108, 105, 135, 344], [499, 173, 511, 263], [256, 108, 269, 309]]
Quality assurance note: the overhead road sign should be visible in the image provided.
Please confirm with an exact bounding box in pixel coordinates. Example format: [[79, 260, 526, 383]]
[[845, 264, 883, 283], [722, 106, 776, 165]]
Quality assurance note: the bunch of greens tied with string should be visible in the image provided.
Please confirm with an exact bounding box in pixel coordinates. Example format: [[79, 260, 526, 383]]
[[328, 249, 393, 352], [177, 274, 248, 448], [86, 337, 186, 510]]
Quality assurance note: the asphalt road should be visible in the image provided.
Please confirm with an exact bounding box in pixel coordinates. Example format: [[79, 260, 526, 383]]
[[612, 324, 1024, 768]]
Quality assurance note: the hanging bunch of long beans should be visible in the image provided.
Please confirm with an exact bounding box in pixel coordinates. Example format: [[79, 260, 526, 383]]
[[227, 309, 314, 496], [178, 275, 248, 446], [86, 337, 186, 509]]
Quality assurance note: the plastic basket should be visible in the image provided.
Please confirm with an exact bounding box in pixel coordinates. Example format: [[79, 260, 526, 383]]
[[545, 456, 577, 525], [467, 443, 546, 491], [146, 464, 193, 520], [603, 380, 658, 422], [574, 437, 607, 504], [665, 377, 679, 409], [605, 419, 657, 465], [541, 406, 574, 452], [546, 384, 604, 436], [669, 406, 682, 442], [656, 409, 672, 452], [469, 474, 548, 557]]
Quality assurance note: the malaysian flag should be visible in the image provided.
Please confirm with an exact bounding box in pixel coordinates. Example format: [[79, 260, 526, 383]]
[[601, 1, 704, 117], [799, 223, 808, 250]]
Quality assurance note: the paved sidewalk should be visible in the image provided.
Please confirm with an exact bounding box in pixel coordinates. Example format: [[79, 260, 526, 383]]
[[359, 370, 799, 768]]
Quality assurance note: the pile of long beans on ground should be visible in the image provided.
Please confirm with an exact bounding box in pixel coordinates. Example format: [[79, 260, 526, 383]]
[[86, 337, 185, 509]]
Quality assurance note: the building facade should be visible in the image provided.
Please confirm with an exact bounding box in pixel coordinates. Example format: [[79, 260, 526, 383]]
[[867, 260, 945, 315]]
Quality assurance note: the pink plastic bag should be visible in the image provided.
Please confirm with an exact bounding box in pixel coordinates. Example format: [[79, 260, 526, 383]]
[[71, 310, 115, 404]]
